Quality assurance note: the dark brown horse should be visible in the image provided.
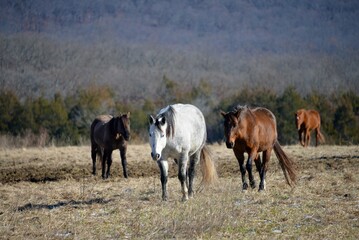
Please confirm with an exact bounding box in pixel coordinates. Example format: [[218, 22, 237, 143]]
[[91, 113, 130, 179], [221, 106, 296, 191], [295, 109, 324, 147]]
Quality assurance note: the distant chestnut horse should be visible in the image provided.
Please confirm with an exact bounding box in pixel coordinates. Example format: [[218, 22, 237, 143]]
[[221, 106, 296, 191], [295, 109, 324, 147], [91, 113, 130, 179]]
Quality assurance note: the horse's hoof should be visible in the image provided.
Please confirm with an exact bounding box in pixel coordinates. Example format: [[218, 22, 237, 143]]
[[250, 181, 256, 189], [242, 182, 248, 190], [258, 185, 266, 192], [181, 196, 189, 202]]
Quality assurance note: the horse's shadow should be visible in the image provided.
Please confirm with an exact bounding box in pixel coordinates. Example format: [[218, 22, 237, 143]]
[[16, 198, 112, 212]]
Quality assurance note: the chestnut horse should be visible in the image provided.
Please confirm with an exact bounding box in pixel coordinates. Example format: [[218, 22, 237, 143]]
[[91, 113, 130, 179], [295, 109, 324, 147], [221, 106, 296, 191]]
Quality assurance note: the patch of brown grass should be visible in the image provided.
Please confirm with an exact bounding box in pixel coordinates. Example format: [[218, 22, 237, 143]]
[[0, 144, 359, 239]]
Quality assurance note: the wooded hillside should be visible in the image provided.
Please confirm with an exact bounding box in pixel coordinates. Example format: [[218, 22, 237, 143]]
[[0, 0, 358, 145]]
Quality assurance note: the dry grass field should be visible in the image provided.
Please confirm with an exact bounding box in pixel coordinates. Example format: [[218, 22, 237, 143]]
[[1, 144, 358, 239]]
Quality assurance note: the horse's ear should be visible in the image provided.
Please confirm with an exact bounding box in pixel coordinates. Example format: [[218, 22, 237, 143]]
[[149, 115, 155, 125], [159, 116, 166, 126], [126, 112, 130, 118], [220, 110, 226, 117]]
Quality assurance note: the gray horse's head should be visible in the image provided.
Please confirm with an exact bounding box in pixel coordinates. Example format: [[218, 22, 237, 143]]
[[148, 106, 175, 161], [148, 115, 167, 161]]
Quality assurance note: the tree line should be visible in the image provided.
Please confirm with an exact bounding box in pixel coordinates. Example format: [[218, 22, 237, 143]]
[[1, 77, 358, 147]]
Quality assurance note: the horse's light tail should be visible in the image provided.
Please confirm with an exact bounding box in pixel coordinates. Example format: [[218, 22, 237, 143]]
[[317, 127, 325, 143], [200, 145, 218, 186], [273, 141, 297, 187]]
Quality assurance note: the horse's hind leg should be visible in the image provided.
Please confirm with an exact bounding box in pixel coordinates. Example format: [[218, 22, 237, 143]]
[[259, 149, 271, 191], [119, 143, 128, 178], [188, 151, 200, 198], [178, 152, 189, 201], [247, 150, 258, 189], [101, 151, 106, 179], [106, 151, 113, 179], [252, 153, 262, 189], [305, 129, 311, 147], [91, 144, 97, 175], [102, 149, 112, 179]]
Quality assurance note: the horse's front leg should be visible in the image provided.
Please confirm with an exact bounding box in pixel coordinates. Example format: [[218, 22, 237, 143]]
[[157, 159, 169, 201], [247, 150, 258, 189], [234, 150, 247, 190], [119, 143, 128, 178], [178, 152, 189, 201]]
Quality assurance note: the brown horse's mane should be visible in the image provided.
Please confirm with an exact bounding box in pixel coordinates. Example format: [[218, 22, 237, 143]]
[[156, 105, 176, 138], [233, 105, 257, 123]]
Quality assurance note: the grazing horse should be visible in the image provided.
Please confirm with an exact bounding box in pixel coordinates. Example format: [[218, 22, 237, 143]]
[[91, 113, 130, 179], [295, 109, 324, 147], [149, 104, 217, 201], [221, 106, 296, 191]]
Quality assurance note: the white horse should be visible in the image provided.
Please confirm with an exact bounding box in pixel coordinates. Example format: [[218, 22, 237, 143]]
[[149, 104, 217, 201]]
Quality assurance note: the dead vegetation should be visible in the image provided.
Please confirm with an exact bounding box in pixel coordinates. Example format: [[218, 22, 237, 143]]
[[0, 144, 358, 239]]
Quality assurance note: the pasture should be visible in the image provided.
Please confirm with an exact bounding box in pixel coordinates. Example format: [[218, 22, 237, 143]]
[[0, 144, 358, 239]]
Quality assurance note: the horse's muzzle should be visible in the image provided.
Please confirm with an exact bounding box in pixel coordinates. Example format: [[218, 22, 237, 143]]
[[124, 133, 130, 141], [151, 152, 160, 161], [226, 141, 234, 149]]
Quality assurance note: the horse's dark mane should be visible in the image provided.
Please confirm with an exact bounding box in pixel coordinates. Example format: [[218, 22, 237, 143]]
[[234, 105, 253, 119], [108, 117, 118, 138], [156, 105, 176, 138]]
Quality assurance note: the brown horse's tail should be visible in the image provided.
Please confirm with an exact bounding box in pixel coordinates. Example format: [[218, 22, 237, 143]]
[[273, 141, 297, 187], [317, 127, 325, 143], [200, 145, 218, 186]]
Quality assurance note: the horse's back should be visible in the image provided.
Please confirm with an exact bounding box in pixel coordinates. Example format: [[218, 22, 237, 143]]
[[91, 115, 113, 145], [252, 107, 277, 147], [165, 104, 206, 154], [306, 110, 321, 128], [95, 115, 113, 123], [172, 104, 206, 134], [253, 107, 277, 129]]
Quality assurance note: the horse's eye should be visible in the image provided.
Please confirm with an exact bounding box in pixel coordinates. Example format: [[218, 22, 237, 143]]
[[149, 133, 152, 137], [161, 133, 165, 138]]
